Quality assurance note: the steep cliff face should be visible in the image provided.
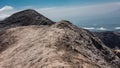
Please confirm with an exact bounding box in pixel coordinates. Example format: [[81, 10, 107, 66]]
[[0, 10, 119, 68]]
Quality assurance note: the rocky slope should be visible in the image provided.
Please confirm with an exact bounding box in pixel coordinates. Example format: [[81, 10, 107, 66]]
[[0, 9, 120, 68], [0, 9, 55, 29], [94, 31, 120, 48], [113, 49, 120, 58]]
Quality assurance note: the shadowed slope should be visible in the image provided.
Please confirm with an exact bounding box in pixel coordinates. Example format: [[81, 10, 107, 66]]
[[94, 31, 120, 48], [0, 9, 55, 29]]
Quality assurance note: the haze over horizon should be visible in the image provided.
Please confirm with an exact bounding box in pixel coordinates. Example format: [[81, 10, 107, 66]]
[[0, 0, 120, 31]]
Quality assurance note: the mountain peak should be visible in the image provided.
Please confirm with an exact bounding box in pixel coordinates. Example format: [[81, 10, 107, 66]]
[[20, 9, 38, 12], [12, 9, 40, 16], [53, 20, 77, 30], [0, 9, 55, 29], [54, 20, 72, 27]]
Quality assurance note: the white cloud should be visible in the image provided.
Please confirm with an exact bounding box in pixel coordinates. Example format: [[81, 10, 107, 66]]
[[0, 2, 120, 21], [36, 2, 120, 21], [83, 27, 95, 30], [0, 6, 14, 20], [115, 27, 120, 29], [40, 7, 56, 11], [0, 14, 10, 20], [0, 5, 13, 12], [97, 27, 107, 31], [83, 27, 107, 31]]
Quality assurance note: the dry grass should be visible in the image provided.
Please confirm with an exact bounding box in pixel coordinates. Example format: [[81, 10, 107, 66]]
[[0, 25, 101, 68]]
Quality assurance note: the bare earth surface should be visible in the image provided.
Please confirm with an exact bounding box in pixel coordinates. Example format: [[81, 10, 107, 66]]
[[0, 21, 119, 68]]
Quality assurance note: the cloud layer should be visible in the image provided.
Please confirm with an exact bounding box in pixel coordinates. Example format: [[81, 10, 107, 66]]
[[0, 6, 14, 20], [36, 2, 120, 21], [0, 6, 13, 12], [115, 27, 120, 29], [0, 2, 120, 21], [83, 27, 107, 31], [0, 2, 120, 31]]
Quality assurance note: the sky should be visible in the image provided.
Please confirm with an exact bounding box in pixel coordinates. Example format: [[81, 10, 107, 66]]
[[0, 0, 120, 31]]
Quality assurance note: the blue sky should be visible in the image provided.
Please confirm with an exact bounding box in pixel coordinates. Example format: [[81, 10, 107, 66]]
[[0, 0, 120, 8], [0, 0, 120, 30]]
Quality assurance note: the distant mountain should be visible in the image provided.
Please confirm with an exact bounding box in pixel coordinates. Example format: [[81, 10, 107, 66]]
[[0, 9, 119, 68], [78, 16, 120, 31], [94, 31, 120, 49], [0, 9, 55, 29], [114, 29, 120, 32]]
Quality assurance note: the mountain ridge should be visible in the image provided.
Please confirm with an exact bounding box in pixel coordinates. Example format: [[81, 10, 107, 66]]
[[0, 9, 55, 29], [0, 9, 119, 68]]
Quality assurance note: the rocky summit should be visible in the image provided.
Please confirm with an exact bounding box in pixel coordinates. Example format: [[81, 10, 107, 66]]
[[0, 9, 120, 68], [0, 9, 55, 29]]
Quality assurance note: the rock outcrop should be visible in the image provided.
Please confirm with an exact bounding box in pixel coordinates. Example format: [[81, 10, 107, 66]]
[[113, 49, 120, 58], [0, 10, 120, 68]]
